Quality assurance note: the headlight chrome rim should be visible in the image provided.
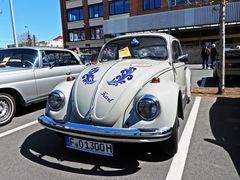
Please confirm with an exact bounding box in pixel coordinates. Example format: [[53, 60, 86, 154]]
[[136, 94, 160, 120], [48, 90, 65, 111]]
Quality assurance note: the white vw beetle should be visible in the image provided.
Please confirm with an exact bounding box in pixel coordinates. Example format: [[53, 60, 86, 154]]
[[38, 33, 191, 157]]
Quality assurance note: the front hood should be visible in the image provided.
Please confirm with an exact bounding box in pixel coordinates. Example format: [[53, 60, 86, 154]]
[[73, 59, 170, 126]]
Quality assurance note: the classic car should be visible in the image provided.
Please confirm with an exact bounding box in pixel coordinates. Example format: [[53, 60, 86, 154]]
[[0, 47, 85, 125], [38, 33, 191, 157], [213, 47, 240, 81]]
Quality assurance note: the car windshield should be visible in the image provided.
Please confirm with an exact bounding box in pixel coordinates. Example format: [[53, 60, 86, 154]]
[[98, 36, 168, 62], [0, 49, 38, 68]]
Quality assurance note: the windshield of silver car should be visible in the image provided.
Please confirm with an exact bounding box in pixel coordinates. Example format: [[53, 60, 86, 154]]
[[98, 36, 168, 62], [0, 49, 38, 68]]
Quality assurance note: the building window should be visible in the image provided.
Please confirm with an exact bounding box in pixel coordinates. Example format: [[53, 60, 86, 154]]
[[110, 0, 129, 15], [143, 0, 160, 10], [67, 8, 83, 21], [89, 3, 103, 18], [169, 0, 195, 6], [90, 26, 104, 40], [69, 29, 85, 42]]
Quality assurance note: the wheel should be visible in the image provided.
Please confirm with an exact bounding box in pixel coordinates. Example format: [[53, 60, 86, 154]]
[[0, 93, 16, 126], [162, 117, 179, 156]]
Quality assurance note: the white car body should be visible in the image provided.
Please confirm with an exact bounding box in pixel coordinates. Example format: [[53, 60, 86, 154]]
[[39, 33, 191, 157]]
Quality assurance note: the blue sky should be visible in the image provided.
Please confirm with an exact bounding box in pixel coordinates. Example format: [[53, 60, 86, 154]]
[[0, 0, 62, 48]]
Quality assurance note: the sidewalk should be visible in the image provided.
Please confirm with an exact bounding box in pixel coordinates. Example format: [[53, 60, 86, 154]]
[[188, 64, 240, 98]]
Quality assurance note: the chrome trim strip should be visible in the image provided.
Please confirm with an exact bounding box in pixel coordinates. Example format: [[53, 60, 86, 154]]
[[38, 115, 172, 143]]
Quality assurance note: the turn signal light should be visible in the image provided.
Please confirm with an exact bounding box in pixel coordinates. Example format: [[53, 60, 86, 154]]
[[66, 76, 75, 81], [151, 77, 160, 83]]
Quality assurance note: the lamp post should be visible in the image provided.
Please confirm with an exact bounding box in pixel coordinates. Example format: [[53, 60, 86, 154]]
[[9, 0, 18, 47]]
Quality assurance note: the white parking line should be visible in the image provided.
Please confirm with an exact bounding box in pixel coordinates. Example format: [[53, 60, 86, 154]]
[[166, 96, 201, 180], [0, 120, 38, 138]]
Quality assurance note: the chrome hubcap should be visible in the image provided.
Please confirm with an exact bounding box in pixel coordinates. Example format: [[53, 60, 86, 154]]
[[0, 99, 11, 121]]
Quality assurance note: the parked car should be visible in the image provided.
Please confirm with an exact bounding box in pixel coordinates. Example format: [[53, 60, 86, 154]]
[[213, 48, 240, 81], [38, 33, 191, 157], [0, 47, 85, 125]]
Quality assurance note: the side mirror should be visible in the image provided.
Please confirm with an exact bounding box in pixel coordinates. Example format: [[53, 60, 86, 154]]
[[84, 60, 91, 66], [178, 54, 188, 62], [49, 62, 55, 69]]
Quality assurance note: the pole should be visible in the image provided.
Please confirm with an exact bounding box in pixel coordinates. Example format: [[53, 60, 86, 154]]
[[9, 0, 18, 47], [218, 0, 225, 94]]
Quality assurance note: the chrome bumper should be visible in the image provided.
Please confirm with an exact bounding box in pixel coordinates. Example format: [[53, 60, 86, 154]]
[[38, 115, 173, 143]]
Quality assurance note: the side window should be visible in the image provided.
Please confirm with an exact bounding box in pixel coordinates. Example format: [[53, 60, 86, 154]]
[[172, 41, 182, 60], [41, 50, 79, 67], [59, 51, 79, 65], [101, 44, 118, 62]]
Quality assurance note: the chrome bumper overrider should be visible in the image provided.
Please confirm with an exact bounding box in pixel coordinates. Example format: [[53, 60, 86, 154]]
[[38, 115, 173, 143]]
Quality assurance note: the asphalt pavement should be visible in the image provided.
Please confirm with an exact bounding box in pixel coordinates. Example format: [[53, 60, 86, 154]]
[[0, 65, 239, 180]]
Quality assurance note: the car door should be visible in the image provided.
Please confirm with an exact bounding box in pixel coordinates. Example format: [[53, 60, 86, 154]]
[[34, 50, 71, 99], [171, 40, 186, 98]]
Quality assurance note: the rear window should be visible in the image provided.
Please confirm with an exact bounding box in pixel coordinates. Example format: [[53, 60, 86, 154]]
[[226, 50, 240, 59]]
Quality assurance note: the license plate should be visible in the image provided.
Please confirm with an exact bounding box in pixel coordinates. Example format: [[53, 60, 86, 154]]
[[65, 136, 113, 157]]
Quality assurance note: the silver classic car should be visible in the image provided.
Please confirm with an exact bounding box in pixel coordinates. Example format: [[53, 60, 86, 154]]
[[38, 33, 191, 157], [0, 47, 85, 125]]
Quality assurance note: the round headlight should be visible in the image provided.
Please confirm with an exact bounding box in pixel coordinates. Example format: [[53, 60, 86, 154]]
[[136, 95, 160, 120], [48, 90, 65, 111]]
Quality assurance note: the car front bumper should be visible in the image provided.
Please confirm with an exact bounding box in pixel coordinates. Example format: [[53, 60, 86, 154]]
[[38, 115, 173, 143]]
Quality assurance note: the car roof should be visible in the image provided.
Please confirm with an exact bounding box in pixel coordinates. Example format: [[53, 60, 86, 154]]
[[225, 48, 240, 52], [5, 47, 72, 52], [109, 32, 177, 42]]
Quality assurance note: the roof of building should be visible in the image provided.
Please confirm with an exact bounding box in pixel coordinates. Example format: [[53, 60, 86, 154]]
[[53, 36, 63, 41]]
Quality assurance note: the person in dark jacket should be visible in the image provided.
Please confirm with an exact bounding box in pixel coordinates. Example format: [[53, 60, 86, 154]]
[[201, 45, 210, 69], [210, 44, 217, 69]]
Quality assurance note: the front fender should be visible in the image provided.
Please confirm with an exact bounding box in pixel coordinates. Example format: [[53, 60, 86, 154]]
[[46, 80, 75, 121], [123, 79, 180, 129]]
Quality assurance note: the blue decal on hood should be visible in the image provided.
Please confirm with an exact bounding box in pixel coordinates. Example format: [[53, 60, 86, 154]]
[[82, 67, 99, 85], [107, 67, 137, 86]]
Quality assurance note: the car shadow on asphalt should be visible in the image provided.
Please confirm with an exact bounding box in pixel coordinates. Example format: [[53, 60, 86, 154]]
[[15, 101, 46, 117], [20, 129, 171, 176], [197, 77, 216, 87], [205, 97, 240, 176]]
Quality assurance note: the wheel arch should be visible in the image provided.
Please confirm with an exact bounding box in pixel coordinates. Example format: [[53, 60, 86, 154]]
[[0, 88, 25, 106], [178, 91, 184, 120]]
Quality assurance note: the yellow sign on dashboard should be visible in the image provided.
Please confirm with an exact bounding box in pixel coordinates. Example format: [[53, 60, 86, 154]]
[[119, 47, 131, 59], [0, 57, 10, 66]]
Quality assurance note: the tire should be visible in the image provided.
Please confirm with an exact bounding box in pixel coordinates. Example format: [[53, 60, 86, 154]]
[[0, 93, 16, 126], [162, 117, 179, 156]]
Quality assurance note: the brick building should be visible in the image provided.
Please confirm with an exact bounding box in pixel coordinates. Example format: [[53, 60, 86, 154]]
[[60, 0, 240, 56]]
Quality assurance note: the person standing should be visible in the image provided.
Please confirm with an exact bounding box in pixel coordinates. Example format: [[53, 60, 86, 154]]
[[201, 44, 210, 69], [210, 44, 217, 69]]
